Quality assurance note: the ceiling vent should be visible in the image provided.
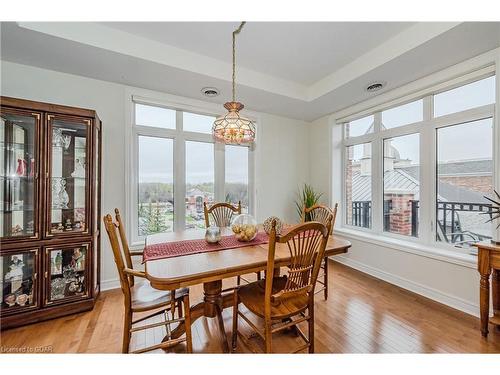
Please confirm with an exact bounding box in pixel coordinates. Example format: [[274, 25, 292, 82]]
[[365, 82, 386, 93], [201, 87, 219, 97]]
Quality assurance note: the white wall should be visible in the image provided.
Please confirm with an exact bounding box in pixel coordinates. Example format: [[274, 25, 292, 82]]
[[0, 61, 310, 288]]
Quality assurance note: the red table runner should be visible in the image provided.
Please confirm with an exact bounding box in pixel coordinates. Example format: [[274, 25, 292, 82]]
[[143, 231, 269, 262]]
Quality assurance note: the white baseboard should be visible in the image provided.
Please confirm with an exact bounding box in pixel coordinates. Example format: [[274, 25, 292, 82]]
[[101, 278, 120, 291], [332, 255, 480, 318]]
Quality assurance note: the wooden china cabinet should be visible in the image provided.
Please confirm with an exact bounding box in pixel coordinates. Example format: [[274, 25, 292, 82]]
[[0, 97, 101, 330]]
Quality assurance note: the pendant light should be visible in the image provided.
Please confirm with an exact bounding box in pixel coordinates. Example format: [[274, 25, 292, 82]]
[[212, 22, 255, 144]]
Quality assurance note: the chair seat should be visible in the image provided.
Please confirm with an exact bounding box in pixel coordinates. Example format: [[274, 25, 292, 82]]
[[131, 280, 188, 312], [238, 276, 309, 320]]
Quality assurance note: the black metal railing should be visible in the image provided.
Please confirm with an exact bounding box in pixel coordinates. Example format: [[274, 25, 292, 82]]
[[351, 201, 371, 228], [352, 199, 492, 243]]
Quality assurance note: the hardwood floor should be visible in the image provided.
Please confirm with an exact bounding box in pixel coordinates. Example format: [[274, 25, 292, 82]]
[[1, 261, 500, 353]]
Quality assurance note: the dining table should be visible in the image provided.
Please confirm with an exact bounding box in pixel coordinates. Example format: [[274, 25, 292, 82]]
[[144, 227, 351, 352]]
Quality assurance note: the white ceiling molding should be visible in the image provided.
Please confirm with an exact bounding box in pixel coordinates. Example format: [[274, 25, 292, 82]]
[[3, 22, 500, 121], [17, 22, 461, 103], [17, 22, 308, 101], [306, 22, 461, 100]]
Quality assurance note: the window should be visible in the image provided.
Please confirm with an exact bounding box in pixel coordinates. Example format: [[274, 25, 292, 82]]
[[381, 100, 423, 129], [434, 76, 496, 117], [340, 72, 496, 252], [436, 119, 493, 246], [138, 136, 174, 236], [345, 143, 372, 228], [185, 141, 214, 229], [135, 103, 176, 129], [130, 101, 254, 244], [225, 145, 249, 212], [383, 133, 420, 237], [345, 115, 374, 138], [183, 112, 215, 134]]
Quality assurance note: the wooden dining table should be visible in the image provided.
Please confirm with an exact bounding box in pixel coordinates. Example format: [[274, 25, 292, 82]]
[[144, 227, 351, 352]]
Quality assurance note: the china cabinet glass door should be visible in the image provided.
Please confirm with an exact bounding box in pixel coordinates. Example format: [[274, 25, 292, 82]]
[[47, 115, 90, 237], [1, 249, 38, 314], [45, 243, 89, 305], [0, 109, 40, 240]]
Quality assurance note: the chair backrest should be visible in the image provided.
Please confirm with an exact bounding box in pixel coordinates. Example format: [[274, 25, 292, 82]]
[[114, 208, 139, 286], [103, 214, 132, 306], [204, 201, 241, 228], [303, 203, 338, 235], [264, 219, 332, 310]]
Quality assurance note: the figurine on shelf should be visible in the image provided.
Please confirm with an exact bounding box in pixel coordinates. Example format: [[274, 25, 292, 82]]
[[59, 179, 69, 209], [29, 158, 35, 177], [11, 225, 23, 236], [62, 134, 72, 150], [52, 223, 64, 233], [4, 256, 25, 294], [65, 219, 73, 231], [16, 158, 27, 176], [73, 221, 82, 231], [71, 158, 85, 178], [16, 294, 28, 307], [71, 248, 85, 271], [26, 221, 34, 234], [52, 128, 63, 147], [4, 294, 16, 307]]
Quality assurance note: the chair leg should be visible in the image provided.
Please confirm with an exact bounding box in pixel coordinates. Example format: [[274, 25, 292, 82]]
[[256, 271, 261, 280], [183, 295, 193, 354], [323, 257, 329, 300], [308, 301, 315, 353], [236, 276, 241, 286], [231, 291, 239, 351], [264, 319, 273, 354], [177, 299, 183, 319], [122, 310, 132, 354]]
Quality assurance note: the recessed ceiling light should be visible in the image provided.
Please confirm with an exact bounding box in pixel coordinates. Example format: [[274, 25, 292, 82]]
[[201, 87, 219, 97], [365, 82, 386, 93]]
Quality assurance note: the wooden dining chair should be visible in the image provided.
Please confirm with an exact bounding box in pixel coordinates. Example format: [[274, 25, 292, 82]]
[[203, 201, 241, 227], [302, 203, 338, 300], [103, 212, 193, 354], [231, 218, 332, 353], [204, 201, 261, 286]]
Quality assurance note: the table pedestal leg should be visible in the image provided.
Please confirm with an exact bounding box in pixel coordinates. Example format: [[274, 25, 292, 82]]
[[167, 280, 234, 353]]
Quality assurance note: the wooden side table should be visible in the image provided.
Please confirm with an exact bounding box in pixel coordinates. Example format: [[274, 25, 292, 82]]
[[474, 241, 500, 337]]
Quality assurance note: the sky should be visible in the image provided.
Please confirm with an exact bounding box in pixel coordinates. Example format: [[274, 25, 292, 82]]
[[349, 75, 495, 164]]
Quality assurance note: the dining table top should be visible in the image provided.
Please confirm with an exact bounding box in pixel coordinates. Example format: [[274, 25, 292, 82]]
[[144, 227, 351, 291]]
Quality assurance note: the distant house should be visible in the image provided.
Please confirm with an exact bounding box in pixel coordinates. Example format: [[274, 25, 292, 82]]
[[185, 188, 213, 219]]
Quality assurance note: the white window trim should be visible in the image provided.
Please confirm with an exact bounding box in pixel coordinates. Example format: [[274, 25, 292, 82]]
[[334, 53, 499, 257], [124, 90, 257, 247]]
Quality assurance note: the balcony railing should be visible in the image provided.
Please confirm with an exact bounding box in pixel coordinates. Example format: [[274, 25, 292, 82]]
[[352, 200, 492, 244]]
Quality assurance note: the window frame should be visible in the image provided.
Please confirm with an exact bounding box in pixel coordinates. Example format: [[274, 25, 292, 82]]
[[127, 95, 256, 246], [340, 68, 497, 254]]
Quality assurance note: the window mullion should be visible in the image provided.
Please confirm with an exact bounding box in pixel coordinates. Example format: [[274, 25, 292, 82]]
[[371, 113, 383, 233], [174, 110, 186, 231], [214, 142, 225, 203], [419, 95, 434, 245]]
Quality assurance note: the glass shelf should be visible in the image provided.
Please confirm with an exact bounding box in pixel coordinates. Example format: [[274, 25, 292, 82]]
[[1, 111, 37, 239]]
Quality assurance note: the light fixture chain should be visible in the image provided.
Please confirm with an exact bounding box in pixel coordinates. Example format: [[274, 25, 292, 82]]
[[232, 22, 246, 103]]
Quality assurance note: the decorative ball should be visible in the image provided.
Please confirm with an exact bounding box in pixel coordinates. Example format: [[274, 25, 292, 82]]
[[263, 216, 283, 235], [231, 214, 258, 242]]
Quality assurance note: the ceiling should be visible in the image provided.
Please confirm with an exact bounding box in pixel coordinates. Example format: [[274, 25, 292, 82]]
[[1, 22, 500, 121], [100, 22, 414, 85]]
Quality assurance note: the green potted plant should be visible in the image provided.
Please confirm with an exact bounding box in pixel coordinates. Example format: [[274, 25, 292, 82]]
[[295, 184, 323, 221]]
